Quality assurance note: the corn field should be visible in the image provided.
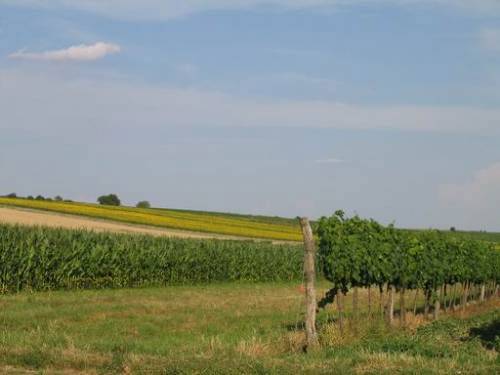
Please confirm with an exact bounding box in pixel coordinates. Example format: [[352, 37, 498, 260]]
[[0, 224, 303, 293]]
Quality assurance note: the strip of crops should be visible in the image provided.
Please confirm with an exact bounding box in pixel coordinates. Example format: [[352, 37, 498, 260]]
[[317, 211, 500, 312], [0, 224, 304, 293], [0, 198, 302, 241]]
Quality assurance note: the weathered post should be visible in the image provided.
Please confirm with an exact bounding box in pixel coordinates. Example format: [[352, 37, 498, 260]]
[[299, 217, 319, 350], [385, 285, 394, 325], [433, 288, 440, 320], [400, 287, 406, 327], [353, 287, 359, 320], [461, 282, 469, 312], [367, 286, 372, 317], [412, 289, 419, 316]]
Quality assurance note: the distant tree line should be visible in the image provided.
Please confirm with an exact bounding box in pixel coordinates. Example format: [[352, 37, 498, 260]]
[[3, 192, 151, 210], [97, 194, 151, 209], [2, 193, 71, 202]]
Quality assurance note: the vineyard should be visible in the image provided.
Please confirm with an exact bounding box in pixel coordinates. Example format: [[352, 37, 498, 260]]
[[0, 197, 302, 241], [316, 211, 500, 325]]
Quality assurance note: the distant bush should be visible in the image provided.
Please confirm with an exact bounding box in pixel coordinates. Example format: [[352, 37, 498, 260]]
[[97, 194, 121, 206], [6, 193, 17, 198], [136, 201, 151, 209], [27, 196, 34, 200], [54, 196, 63, 201], [35, 195, 45, 201]]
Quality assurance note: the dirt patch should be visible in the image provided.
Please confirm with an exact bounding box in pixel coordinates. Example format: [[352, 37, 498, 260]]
[[0, 206, 246, 241]]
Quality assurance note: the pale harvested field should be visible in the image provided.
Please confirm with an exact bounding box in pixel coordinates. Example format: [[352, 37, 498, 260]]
[[0, 206, 246, 240]]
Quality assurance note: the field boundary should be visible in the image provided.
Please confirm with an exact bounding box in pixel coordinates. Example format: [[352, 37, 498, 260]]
[[0, 198, 303, 241], [0, 206, 270, 241]]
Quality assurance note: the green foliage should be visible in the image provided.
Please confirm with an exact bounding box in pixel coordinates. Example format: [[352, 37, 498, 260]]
[[0, 224, 303, 293], [317, 211, 500, 297], [97, 194, 121, 206], [35, 195, 45, 201], [5, 193, 17, 198], [136, 200, 151, 209]]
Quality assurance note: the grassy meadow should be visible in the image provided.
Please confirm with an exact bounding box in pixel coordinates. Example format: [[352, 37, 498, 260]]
[[0, 283, 498, 374]]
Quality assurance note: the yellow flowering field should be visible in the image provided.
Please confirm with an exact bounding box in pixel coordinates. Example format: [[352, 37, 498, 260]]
[[0, 198, 302, 241]]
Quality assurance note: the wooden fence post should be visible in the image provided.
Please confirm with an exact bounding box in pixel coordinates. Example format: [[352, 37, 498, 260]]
[[400, 288, 406, 327], [433, 288, 440, 320], [299, 217, 319, 350], [385, 285, 394, 325]]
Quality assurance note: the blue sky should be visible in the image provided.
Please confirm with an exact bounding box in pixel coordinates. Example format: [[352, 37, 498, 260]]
[[1, 1, 499, 230]]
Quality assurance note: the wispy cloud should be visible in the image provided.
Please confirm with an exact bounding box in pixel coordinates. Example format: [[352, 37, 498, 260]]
[[480, 28, 500, 52], [3, 1, 500, 21], [175, 63, 199, 77], [439, 162, 500, 230], [315, 158, 344, 164], [1, 69, 500, 135], [8, 42, 121, 62]]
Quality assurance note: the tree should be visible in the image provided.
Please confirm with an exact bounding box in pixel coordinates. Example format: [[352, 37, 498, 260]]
[[27, 196, 34, 200], [450, 227, 456, 232], [35, 195, 45, 200], [97, 194, 121, 206], [136, 201, 151, 209], [54, 195, 63, 201], [6, 193, 17, 198]]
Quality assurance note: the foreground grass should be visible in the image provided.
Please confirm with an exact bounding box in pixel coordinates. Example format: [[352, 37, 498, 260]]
[[0, 283, 498, 374]]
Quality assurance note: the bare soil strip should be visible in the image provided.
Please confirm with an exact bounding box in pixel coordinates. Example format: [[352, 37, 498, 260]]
[[0, 206, 247, 241]]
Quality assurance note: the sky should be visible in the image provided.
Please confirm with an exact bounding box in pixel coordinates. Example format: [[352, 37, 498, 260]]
[[0, 1, 499, 231]]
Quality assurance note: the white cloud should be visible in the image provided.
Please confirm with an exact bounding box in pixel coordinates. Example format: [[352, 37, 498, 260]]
[[1, 68, 500, 135], [480, 28, 500, 52], [8, 42, 121, 62], [175, 63, 199, 77], [439, 162, 500, 231], [315, 158, 344, 164], [2, 0, 500, 21]]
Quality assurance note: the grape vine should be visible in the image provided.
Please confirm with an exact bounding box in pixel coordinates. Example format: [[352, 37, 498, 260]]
[[317, 211, 500, 308]]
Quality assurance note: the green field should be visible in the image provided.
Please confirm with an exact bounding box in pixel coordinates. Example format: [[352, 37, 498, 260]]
[[0, 283, 498, 374], [1, 217, 499, 373]]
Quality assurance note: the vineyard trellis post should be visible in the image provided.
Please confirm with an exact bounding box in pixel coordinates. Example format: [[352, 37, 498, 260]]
[[299, 217, 319, 351], [433, 289, 440, 320]]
